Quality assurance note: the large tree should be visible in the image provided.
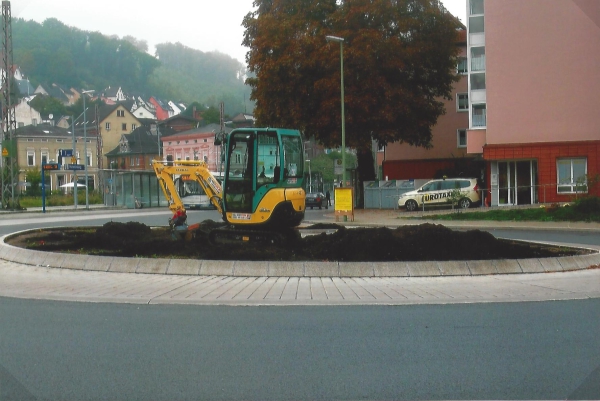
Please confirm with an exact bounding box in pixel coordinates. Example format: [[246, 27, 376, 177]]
[[243, 0, 461, 203]]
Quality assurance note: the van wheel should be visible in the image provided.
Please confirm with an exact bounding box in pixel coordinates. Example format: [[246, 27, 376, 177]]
[[459, 198, 472, 209], [405, 200, 418, 212]]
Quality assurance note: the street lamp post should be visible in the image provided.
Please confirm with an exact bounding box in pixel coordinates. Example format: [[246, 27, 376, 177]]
[[305, 159, 312, 193], [326, 35, 346, 189], [82, 89, 95, 209]]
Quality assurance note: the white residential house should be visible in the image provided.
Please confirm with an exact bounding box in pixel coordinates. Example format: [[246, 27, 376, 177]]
[[14, 96, 42, 128], [168, 101, 185, 116], [132, 104, 156, 119], [102, 86, 126, 102]]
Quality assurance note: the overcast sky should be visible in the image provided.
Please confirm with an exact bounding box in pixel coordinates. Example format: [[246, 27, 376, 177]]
[[12, 0, 466, 64]]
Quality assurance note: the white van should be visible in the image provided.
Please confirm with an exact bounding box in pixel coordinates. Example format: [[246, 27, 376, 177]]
[[398, 178, 480, 211]]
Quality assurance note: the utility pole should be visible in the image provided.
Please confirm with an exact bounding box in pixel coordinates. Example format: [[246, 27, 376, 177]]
[[1, 0, 17, 209]]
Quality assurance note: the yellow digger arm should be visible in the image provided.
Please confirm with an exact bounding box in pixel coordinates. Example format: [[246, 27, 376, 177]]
[[152, 159, 224, 215]]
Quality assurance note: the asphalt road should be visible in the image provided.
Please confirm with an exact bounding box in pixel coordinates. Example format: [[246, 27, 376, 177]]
[[1, 297, 599, 400], [0, 209, 599, 400]]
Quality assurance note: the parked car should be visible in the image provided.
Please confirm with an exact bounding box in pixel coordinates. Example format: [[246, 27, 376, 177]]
[[305, 192, 328, 209], [398, 178, 480, 211]]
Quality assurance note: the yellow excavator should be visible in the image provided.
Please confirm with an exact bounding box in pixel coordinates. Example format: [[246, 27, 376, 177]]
[[152, 128, 306, 243]]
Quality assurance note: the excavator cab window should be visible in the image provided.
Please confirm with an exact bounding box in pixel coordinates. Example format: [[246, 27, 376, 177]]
[[257, 131, 279, 187], [224, 131, 256, 212]]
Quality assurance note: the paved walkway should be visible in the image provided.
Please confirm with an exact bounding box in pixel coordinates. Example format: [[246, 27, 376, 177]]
[[0, 207, 599, 305]]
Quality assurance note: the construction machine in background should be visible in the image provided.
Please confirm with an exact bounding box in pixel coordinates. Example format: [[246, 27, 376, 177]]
[[152, 128, 306, 243]]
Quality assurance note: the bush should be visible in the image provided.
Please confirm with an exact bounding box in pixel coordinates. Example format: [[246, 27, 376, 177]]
[[573, 196, 600, 214]]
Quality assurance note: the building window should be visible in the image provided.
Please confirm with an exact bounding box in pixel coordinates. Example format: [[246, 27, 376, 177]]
[[457, 57, 467, 74], [457, 93, 468, 111], [56, 139, 63, 142], [557, 158, 587, 193], [105, 122, 111, 131], [472, 104, 486, 127], [457, 129, 467, 148], [86, 151, 92, 167], [32, 118, 37, 126], [471, 47, 485, 71], [122, 123, 127, 131], [132, 124, 137, 130], [470, 0, 484, 15], [117, 110, 125, 117], [41, 151, 49, 164], [26, 138, 34, 142], [469, 15, 484, 33], [18, 122, 24, 128], [27, 150, 35, 166], [470, 72, 486, 90]]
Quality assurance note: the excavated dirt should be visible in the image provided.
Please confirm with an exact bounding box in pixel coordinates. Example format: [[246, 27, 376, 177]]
[[5, 221, 584, 262]]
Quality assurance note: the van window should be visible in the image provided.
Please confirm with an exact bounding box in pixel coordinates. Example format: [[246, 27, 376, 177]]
[[441, 180, 457, 190], [422, 181, 441, 192]]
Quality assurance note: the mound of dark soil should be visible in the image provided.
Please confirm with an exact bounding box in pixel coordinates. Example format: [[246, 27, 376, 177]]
[[6, 221, 583, 262]]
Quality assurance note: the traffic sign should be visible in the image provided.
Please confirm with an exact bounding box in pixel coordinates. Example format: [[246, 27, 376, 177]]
[[67, 164, 85, 170], [43, 163, 60, 171], [59, 149, 73, 157]]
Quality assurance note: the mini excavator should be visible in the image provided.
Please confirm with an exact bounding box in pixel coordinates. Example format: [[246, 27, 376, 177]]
[[152, 128, 306, 243]]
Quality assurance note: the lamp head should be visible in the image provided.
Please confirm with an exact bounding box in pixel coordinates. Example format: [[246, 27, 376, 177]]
[[326, 35, 344, 43]]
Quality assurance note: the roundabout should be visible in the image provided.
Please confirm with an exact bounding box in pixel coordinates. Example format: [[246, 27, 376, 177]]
[[0, 208, 598, 305]]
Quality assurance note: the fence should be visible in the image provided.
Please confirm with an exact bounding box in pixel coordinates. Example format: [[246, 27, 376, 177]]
[[364, 180, 427, 209], [365, 181, 590, 210]]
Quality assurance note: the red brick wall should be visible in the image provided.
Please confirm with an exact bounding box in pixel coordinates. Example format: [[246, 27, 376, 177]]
[[484, 141, 600, 202], [382, 159, 457, 180]]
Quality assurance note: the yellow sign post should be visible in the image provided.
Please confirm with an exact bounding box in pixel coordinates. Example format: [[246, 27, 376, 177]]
[[334, 187, 354, 222]]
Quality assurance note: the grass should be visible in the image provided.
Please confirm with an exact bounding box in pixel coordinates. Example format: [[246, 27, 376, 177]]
[[19, 192, 104, 208], [410, 197, 600, 223]]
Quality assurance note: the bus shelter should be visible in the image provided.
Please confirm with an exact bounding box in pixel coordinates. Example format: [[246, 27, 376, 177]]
[[102, 169, 167, 209]]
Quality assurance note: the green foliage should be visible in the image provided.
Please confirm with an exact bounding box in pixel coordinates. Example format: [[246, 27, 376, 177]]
[[24, 168, 42, 197], [150, 43, 252, 115], [14, 18, 160, 89], [307, 151, 356, 184], [202, 106, 221, 124], [445, 188, 463, 211], [12, 18, 253, 116], [426, 197, 600, 222], [29, 95, 68, 118], [20, 191, 104, 208], [573, 196, 600, 214]]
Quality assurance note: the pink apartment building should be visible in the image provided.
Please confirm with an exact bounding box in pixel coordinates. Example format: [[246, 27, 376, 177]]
[[161, 125, 227, 172], [466, 0, 600, 206], [384, 0, 600, 207], [382, 28, 476, 181]]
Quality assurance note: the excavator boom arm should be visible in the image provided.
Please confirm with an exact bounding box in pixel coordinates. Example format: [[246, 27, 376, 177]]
[[152, 160, 224, 215]]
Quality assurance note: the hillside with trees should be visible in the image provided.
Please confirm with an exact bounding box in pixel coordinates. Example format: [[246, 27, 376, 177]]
[[12, 18, 253, 116]]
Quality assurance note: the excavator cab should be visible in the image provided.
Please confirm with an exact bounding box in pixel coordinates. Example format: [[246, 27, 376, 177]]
[[221, 128, 306, 229]]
